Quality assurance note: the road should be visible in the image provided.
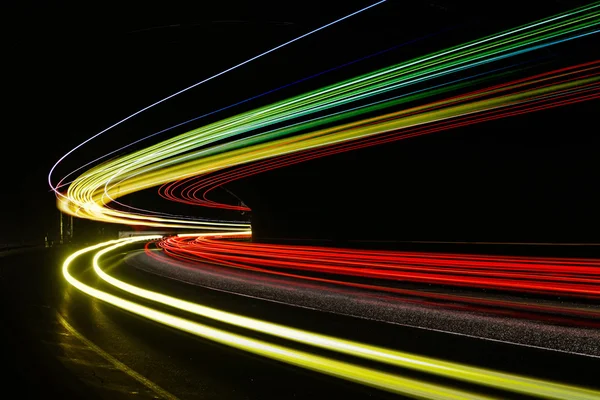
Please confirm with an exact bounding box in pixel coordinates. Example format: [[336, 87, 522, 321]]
[[2, 245, 600, 399]]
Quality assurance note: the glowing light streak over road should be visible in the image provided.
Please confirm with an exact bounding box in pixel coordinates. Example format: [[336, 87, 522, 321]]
[[63, 237, 600, 400], [63, 237, 496, 400], [158, 233, 600, 300]]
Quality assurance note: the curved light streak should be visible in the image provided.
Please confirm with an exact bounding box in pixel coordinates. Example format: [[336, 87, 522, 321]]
[[49, 0, 387, 192], [61, 236, 600, 400], [55, 3, 600, 230], [54, 25, 452, 192], [158, 63, 600, 212], [146, 238, 600, 329], [64, 236, 499, 400], [58, 67, 600, 228], [157, 233, 600, 302]]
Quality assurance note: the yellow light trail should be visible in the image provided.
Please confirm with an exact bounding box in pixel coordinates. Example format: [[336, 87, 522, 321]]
[[58, 72, 600, 230], [63, 236, 498, 400]]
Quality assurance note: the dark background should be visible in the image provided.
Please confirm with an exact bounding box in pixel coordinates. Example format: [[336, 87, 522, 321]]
[[2, 0, 599, 244]]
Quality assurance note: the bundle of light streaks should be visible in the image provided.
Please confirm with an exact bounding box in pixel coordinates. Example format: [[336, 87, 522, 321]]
[[146, 238, 600, 328], [158, 60, 600, 211], [63, 236, 600, 400], [56, 3, 600, 229], [156, 233, 600, 300], [49, 0, 387, 193]]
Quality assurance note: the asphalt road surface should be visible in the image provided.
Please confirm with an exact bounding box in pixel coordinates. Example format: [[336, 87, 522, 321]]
[[2, 245, 600, 399]]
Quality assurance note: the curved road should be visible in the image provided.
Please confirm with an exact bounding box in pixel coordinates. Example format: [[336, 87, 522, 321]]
[[2, 246, 600, 399]]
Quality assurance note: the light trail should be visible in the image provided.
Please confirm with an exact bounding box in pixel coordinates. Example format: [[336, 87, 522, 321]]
[[49, 0, 387, 193], [153, 233, 600, 321], [158, 62, 600, 212], [63, 236, 498, 400], [53, 24, 453, 192], [54, 3, 600, 230], [57, 65, 600, 228], [63, 236, 600, 400], [143, 242, 600, 330]]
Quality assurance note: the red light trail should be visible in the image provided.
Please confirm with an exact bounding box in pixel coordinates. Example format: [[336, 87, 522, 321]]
[[156, 234, 600, 300]]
